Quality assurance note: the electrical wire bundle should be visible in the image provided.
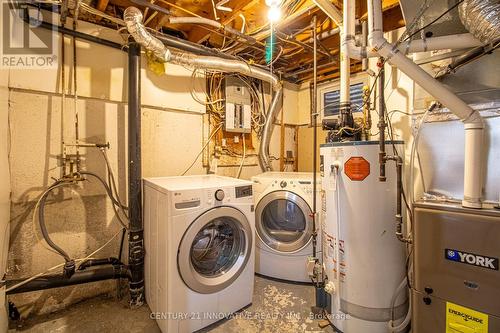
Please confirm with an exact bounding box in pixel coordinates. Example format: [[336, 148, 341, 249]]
[[182, 69, 269, 176]]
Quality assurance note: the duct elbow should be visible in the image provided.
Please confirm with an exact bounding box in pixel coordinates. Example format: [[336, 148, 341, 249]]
[[124, 6, 142, 23], [124, 7, 170, 61]]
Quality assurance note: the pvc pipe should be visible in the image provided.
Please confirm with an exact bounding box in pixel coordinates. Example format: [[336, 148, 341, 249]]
[[343, 33, 481, 59], [339, 0, 353, 107], [463, 126, 484, 208], [400, 33, 482, 53], [339, 0, 481, 59], [339, 28, 350, 105], [367, 0, 485, 208], [361, 20, 369, 70]]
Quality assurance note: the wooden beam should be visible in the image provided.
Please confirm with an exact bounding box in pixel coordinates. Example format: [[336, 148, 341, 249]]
[[299, 62, 361, 82], [95, 0, 110, 21], [187, 0, 261, 44]]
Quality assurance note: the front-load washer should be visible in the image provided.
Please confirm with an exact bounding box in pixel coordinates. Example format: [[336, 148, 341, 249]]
[[251, 172, 321, 283], [143, 175, 255, 333]]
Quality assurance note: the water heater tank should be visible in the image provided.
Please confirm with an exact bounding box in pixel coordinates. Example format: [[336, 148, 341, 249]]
[[320, 141, 407, 332]]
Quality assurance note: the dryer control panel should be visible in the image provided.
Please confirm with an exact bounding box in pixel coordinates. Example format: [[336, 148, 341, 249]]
[[235, 185, 252, 198]]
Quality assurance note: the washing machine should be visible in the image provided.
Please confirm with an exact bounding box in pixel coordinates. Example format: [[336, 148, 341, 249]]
[[143, 175, 255, 333], [251, 172, 321, 283]]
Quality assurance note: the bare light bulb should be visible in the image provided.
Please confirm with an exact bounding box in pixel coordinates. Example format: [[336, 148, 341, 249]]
[[268, 6, 281, 23]]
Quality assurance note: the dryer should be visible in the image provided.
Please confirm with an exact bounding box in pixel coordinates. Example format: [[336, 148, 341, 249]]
[[251, 172, 321, 283], [143, 175, 255, 333]]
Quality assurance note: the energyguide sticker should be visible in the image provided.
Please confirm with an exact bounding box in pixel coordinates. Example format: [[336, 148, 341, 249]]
[[446, 302, 488, 333]]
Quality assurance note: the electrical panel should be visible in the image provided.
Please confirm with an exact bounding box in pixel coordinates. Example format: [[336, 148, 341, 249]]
[[225, 77, 252, 133]]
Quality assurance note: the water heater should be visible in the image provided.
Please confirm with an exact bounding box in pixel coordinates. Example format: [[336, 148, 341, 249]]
[[320, 141, 407, 332]]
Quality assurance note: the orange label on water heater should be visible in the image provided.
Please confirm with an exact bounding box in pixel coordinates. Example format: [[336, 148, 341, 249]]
[[344, 157, 370, 181]]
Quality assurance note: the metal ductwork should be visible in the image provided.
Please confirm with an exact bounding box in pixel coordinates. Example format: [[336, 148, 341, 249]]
[[123, 6, 281, 171], [459, 0, 500, 45]]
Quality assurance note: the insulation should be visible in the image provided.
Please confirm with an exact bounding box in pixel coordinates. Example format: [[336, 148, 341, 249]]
[[459, 0, 500, 44]]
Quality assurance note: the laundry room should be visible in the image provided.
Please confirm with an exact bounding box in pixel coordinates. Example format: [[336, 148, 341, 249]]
[[0, 0, 499, 332]]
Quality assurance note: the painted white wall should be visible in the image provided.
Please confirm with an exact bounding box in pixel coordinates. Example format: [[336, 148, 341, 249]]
[[282, 82, 300, 125]]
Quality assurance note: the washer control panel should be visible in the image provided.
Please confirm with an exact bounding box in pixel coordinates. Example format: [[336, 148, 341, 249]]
[[215, 189, 225, 201], [235, 185, 252, 198]]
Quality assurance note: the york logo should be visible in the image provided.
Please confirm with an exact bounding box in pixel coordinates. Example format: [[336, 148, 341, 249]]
[[445, 249, 499, 271]]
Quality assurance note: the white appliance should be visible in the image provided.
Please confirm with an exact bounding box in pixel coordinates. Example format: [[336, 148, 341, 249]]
[[143, 175, 255, 333], [320, 141, 407, 332], [251, 172, 321, 283]]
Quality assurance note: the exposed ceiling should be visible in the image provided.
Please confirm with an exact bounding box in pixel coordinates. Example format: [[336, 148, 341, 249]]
[[77, 0, 406, 83]]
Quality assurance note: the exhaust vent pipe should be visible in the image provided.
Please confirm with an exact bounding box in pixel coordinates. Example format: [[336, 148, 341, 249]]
[[124, 6, 281, 171], [367, 0, 485, 208]]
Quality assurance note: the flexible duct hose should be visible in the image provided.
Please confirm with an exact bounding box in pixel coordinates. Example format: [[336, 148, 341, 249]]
[[459, 0, 500, 45], [124, 6, 282, 171]]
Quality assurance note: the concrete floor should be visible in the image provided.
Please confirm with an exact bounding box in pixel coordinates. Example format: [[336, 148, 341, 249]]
[[10, 276, 334, 333]]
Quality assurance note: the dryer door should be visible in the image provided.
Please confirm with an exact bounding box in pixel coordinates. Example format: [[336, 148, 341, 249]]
[[256, 190, 313, 253], [178, 206, 252, 294]]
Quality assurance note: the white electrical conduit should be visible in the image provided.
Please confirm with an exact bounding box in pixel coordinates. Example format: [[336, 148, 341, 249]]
[[237, 134, 246, 178], [388, 276, 412, 332], [366, 0, 484, 208], [124, 7, 281, 171]]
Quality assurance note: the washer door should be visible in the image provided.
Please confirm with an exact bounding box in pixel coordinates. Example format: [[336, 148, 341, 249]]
[[178, 206, 252, 294], [256, 190, 313, 253]]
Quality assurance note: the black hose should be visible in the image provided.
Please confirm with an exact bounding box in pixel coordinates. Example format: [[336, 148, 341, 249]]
[[38, 182, 73, 262], [80, 171, 127, 210], [7, 265, 129, 295], [78, 257, 122, 270], [80, 172, 129, 230], [38, 172, 128, 265], [322, 309, 344, 333]]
